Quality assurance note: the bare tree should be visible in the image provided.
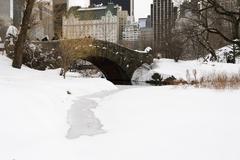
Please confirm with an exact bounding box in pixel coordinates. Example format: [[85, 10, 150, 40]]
[[12, 0, 36, 69], [176, 3, 218, 60], [195, 0, 240, 62], [162, 30, 185, 62]]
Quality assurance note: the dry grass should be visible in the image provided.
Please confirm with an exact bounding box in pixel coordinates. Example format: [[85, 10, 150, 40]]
[[197, 72, 240, 89], [147, 68, 240, 89]]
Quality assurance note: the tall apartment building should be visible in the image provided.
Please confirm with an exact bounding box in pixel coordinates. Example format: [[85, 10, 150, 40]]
[[13, 0, 25, 28], [0, 0, 11, 20], [218, 0, 238, 10], [180, 0, 199, 18], [118, 10, 129, 41], [90, 0, 134, 16], [121, 17, 141, 49], [53, 0, 68, 38], [151, 0, 177, 52], [138, 15, 153, 50], [63, 3, 120, 43], [122, 19, 140, 42], [0, 0, 11, 41], [29, 1, 54, 40], [199, 0, 238, 14], [199, 0, 238, 34], [139, 15, 151, 28]]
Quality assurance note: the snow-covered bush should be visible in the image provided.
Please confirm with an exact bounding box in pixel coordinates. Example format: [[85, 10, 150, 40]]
[[5, 39, 62, 70], [146, 73, 163, 86], [4, 25, 62, 70], [23, 42, 62, 70], [205, 43, 240, 64], [146, 72, 177, 86]]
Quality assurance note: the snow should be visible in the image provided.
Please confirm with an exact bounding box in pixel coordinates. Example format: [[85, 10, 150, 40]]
[[1, 54, 240, 160], [133, 58, 240, 82], [135, 47, 152, 54], [0, 55, 117, 159], [5, 25, 19, 38], [132, 43, 240, 82], [205, 44, 240, 63], [96, 86, 240, 160]]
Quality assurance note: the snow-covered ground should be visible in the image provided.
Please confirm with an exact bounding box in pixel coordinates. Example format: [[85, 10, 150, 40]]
[[133, 43, 240, 82], [213, 44, 240, 63], [1, 54, 240, 160], [133, 58, 240, 82], [96, 86, 240, 160], [0, 55, 117, 159]]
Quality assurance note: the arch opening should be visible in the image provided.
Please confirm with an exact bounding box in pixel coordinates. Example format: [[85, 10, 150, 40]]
[[83, 56, 131, 85]]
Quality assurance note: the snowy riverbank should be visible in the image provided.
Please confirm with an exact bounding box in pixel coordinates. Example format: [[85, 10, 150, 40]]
[[133, 58, 240, 82]]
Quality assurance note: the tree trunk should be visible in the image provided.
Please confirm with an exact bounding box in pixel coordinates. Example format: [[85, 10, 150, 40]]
[[12, 0, 35, 69], [232, 22, 240, 40]]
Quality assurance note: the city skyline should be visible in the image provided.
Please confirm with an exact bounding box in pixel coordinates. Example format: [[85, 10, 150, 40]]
[[89, 0, 133, 16], [8, 0, 182, 21], [69, 0, 183, 20], [69, 0, 152, 20]]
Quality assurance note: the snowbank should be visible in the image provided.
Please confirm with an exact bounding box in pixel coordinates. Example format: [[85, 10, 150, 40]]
[[132, 58, 240, 82], [0, 55, 117, 160], [1, 54, 240, 160], [96, 86, 240, 160], [206, 44, 240, 63]]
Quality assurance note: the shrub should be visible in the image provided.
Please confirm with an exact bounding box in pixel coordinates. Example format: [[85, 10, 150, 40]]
[[198, 72, 240, 89], [146, 73, 163, 86]]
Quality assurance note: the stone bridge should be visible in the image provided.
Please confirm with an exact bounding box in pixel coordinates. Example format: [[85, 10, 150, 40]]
[[34, 38, 153, 84]]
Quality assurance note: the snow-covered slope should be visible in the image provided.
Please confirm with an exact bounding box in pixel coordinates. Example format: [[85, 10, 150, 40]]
[[96, 86, 240, 160], [1, 55, 240, 160], [205, 44, 240, 63], [132, 43, 240, 82], [0, 55, 117, 160], [133, 58, 240, 82]]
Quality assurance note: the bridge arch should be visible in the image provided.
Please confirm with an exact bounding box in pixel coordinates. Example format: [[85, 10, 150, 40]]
[[34, 38, 153, 84], [83, 56, 131, 84]]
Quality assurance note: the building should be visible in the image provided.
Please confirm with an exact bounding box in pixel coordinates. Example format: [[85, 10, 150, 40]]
[[138, 15, 153, 50], [139, 18, 147, 29], [122, 19, 140, 42], [63, 3, 120, 43], [90, 0, 134, 16], [0, 1, 11, 41], [53, 0, 68, 38], [13, 0, 25, 29], [180, 0, 199, 18], [121, 17, 141, 49], [0, 0, 11, 20], [218, 0, 238, 10], [29, 1, 54, 40], [139, 28, 154, 49], [151, 0, 178, 53], [198, 0, 238, 31], [117, 10, 129, 41], [146, 15, 152, 28], [139, 15, 151, 29]]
